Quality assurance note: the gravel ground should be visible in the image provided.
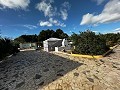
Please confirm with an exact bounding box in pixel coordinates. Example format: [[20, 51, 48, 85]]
[[0, 45, 120, 90]]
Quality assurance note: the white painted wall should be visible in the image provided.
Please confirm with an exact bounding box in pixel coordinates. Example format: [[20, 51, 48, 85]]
[[62, 39, 68, 47], [43, 41, 49, 52]]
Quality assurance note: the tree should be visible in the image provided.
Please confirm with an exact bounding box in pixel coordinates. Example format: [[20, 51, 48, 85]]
[[14, 34, 38, 43], [71, 30, 109, 55], [117, 39, 120, 45], [55, 29, 68, 39], [38, 29, 55, 42], [0, 38, 19, 60], [98, 33, 120, 47], [38, 29, 68, 42], [14, 29, 69, 44]]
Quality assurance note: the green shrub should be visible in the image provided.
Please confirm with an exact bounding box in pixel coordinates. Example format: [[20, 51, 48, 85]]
[[71, 31, 109, 55], [106, 41, 115, 47], [0, 38, 19, 60], [117, 39, 120, 45]]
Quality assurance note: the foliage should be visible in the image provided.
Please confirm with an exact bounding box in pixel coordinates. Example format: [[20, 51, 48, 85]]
[[14, 34, 38, 43], [14, 29, 68, 44], [38, 29, 68, 42], [98, 33, 120, 47], [117, 39, 120, 45], [71, 30, 110, 55], [38, 29, 55, 42], [0, 38, 19, 60]]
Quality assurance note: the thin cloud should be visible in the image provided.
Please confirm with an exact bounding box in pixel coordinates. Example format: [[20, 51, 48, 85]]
[[36, 0, 71, 26], [36, 0, 70, 20], [80, 0, 120, 25], [36, 0, 56, 17], [60, 9, 68, 20], [114, 28, 120, 33], [115, 28, 120, 31], [40, 18, 66, 27], [23, 25, 38, 29], [92, 0, 105, 5], [92, 30, 99, 33], [60, 2, 70, 20], [0, 0, 30, 10]]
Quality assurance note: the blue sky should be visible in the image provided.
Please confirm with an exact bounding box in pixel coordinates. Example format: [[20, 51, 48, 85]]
[[0, 0, 120, 39]]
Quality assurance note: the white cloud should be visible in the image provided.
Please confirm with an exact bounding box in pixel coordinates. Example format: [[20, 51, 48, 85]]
[[49, 18, 66, 27], [36, 1, 70, 21], [80, 0, 120, 25], [114, 28, 120, 33], [40, 18, 66, 27], [36, 1, 70, 26], [40, 21, 53, 27], [106, 28, 120, 34], [62, 2, 71, 9], [60, 2, 70, 20], [0, 0, 30, 10], [115, 28, 120, 31], [92, 0, 105, 5], [36, 0, 56, 17], [60, 9, 68, 20], [23, 25, 38, 29], [92, 30, 99, 33]]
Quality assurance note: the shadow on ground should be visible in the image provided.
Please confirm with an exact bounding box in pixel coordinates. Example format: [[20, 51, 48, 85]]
[[0, 50, 83, 90]]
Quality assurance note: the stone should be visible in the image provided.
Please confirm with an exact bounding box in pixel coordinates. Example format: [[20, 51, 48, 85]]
[[87, 78, 94, 83], [52, 66, 55, 68], [93, 75, 99, 80], [15, 81, 25, 88], [57, 73, 63, 76], [100, 59, 104, 63], [57, 69, 64, 73], [82, 71, 86, 75], [12, 73, 18, 78], [38, 81, 44, 86], [43, 68, 49, 72], [117, 68, 120, 70], [35, 74, 42, 79], [112, 65, 118, 68], [73, 72, 79, 77]]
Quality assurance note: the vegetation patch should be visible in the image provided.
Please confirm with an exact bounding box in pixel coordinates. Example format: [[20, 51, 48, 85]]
[[0, 37, 19, 61], [71, 31, 110, 55]]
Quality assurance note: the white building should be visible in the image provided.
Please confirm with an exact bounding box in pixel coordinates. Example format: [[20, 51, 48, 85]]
[[20, 43, 37, 50], [43, 38, 71, 52]]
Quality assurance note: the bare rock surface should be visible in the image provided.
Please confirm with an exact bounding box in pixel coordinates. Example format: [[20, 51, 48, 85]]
[[0, 45, 120, 90]]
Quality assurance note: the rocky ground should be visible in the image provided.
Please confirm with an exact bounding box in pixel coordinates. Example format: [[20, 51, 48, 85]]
[[0, 45, 120, 90]]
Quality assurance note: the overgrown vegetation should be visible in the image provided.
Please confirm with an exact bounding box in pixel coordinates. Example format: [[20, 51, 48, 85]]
[[98, 33, 120, 47], [38, 29, 68, 42], [0, 37, 19, 60], [14, 29, 68, 43], [14, 34, 38, 43], [71, 31, 110, 55]]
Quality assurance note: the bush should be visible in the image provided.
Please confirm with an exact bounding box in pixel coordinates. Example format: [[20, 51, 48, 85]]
[[106, 41, 115, 47], [71, 31, 109, 55], [117, 39, 120, 45], [0, 38, 19, 60]]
